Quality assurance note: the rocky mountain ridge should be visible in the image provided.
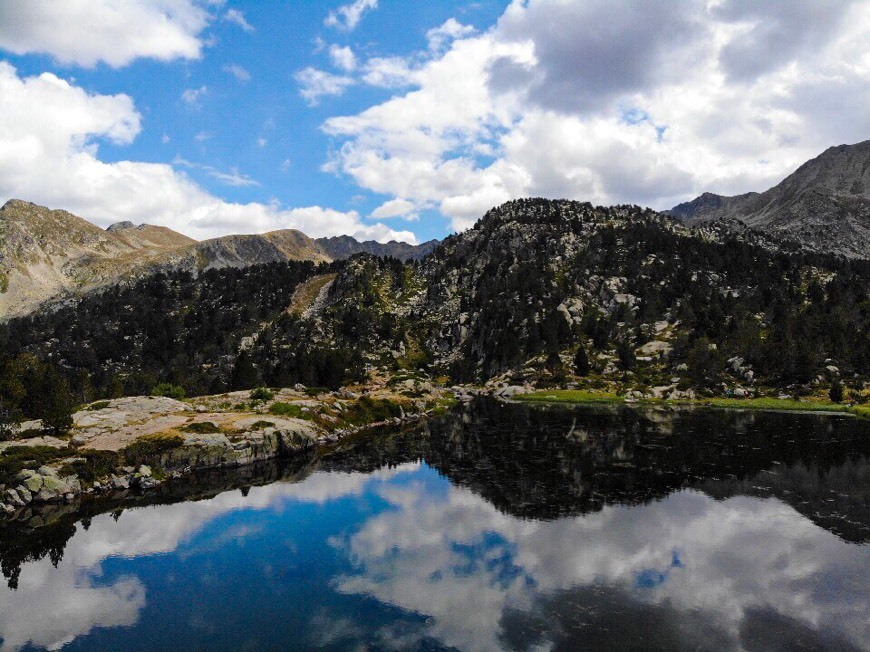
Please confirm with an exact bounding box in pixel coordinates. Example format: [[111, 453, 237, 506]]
[[0, 199, 434, 318], [315, 235, 439, 261], [670, 140, 870, 258]]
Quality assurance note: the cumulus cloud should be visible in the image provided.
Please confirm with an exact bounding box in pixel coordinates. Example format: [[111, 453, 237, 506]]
[[0, 0, 211, 68], [295, 67, 355, 106], [426, 18, 476, 53], [324, 0, 378, 32], [329, 44, 357, 72], [371, 198, 419, 221], [333, 481, 870, 651], [0, 63, 415, 243], [361, 56, 417, 89], [319, 0, 870, 231]]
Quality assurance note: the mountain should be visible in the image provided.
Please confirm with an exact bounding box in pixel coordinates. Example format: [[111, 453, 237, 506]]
[[0, 200, 198, 318], [670, 140, 870, 258], [316, 235, 439, 261], [7, 198, 867, 399], [249, 198, 868, 388], [0, 199, 433, 318]]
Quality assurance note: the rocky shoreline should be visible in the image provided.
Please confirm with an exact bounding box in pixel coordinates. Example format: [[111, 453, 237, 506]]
[[0, 381, 453, 519]]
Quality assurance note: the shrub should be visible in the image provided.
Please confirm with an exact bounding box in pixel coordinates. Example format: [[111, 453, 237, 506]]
[[341, 397, 403, 426], [249, 387, 275, 402], [0, 445, 68, 486], [59, 449, 120, 483], [87, 401, 111, 411], [151, 383, 186, 400], [124, 432, 184, 464], [269, 402, 306, 418], [181, 422, 222, 434], [829, 380, 844, 403], [250, 420, 275, 430]]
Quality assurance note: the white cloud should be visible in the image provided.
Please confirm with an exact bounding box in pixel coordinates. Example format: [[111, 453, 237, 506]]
[[224, 8, 254, 33], [324, 0, 378, 32], [0, 0, 211, 68], [329, 44, 357, 72], [182, 85, 208, 106], [257, 137, 267, 147], [223, 63, 251, 82], [319, 0, 870, 231], [371, 197, 419, 221], [295, 67, 355, 106], [361, 56, 417, 89], [333, 483, 870, 651], [174, 157, 260, 187], [0, 62, 415, 243], [426, 18, 475, 53]]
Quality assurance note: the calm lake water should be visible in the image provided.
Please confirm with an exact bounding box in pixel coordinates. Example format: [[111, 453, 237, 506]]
[[2, 400, 869, 651]]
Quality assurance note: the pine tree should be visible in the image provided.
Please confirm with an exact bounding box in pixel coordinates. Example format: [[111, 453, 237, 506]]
[[573, 346, 590, 376]]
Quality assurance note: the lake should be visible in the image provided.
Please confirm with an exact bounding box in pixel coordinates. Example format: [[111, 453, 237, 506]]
[[1, 399, 869, 651]]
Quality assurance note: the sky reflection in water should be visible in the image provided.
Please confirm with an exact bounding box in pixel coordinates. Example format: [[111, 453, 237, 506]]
[[1, 403, 869, 651]]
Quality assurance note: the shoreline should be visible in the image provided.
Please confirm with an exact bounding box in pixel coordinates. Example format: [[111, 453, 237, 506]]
[[514, 389, 870, 418], [0, 382, 454, 519], [3, 384, 868, 520]]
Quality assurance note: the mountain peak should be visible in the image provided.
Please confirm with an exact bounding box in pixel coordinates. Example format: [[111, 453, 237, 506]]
[[107, 221, 136, 232], [670, 140, 870, 258]]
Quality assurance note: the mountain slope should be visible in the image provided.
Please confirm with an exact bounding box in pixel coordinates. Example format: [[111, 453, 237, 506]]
[[670, 140, 870, 258], [255, 198, 869, 387], [0, 199, 441, 318], [0, 200, 198, 318], [0, 200, 329, 318], [4, 198, 869, 398]]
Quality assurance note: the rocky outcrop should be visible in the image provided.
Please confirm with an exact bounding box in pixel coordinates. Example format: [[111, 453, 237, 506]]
[[0, 385, 448, 517], [316, 235, 439, 261], [670, 140, 870, 258]]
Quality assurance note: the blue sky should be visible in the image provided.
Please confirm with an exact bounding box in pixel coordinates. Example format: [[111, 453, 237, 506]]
[[0, 1, 868, 243]]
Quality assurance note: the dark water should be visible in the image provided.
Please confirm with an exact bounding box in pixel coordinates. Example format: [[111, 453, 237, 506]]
[[2, 400, 870, 651]]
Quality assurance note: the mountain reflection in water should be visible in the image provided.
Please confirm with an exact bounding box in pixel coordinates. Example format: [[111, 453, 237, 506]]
[[0, 399, 868, 651]]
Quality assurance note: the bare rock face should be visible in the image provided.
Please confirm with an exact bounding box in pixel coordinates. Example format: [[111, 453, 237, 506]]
[[670, 140, 870, 259], [316, 235, 439, 261]]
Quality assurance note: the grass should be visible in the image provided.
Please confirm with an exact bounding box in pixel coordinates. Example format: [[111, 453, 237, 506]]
[[288, 273, 337, 316], [517, 389, 621, 404], [701, 397, 851, 413], [516, 389, 866, 416]]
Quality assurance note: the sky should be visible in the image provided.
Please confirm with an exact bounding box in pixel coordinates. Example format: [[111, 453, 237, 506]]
[[0, 0, 869, 244]]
